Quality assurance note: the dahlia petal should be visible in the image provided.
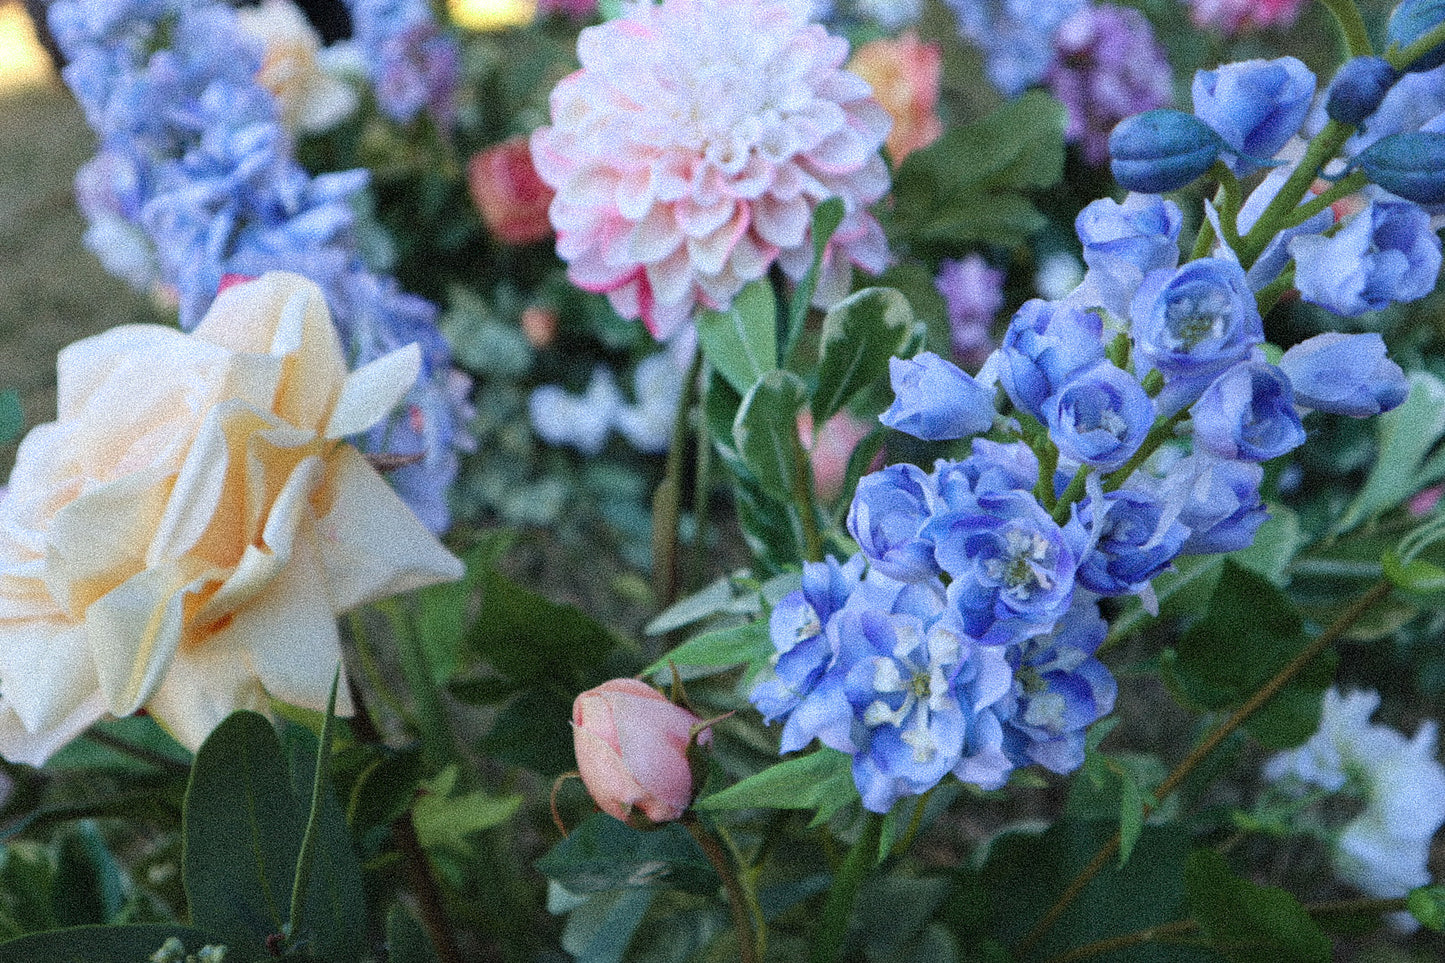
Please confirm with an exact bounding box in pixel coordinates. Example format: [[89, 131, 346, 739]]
[[753, 195, 810, 248], [687, 206, 750, 275], [629, 206, 684, 264]]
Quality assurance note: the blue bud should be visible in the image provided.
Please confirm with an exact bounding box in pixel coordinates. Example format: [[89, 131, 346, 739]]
[[1326, 56, 1400, 126], [1388, 0, 1445, 73], [1352, 131, 1445, 203], [1109, 110, 1224, 194]]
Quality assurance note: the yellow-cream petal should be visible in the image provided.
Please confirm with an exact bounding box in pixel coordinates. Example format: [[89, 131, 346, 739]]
[[0, 690, 108, 767], [144, 640, 270, 754], [85, 563, 191, 717], [325, 343, 420, 440], [0, 618, 95, 734]]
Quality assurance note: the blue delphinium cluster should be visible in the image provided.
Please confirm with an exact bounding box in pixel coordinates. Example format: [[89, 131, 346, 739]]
[[751, 174, 1413, 811], [48, 0, 470, 531], [344, 0, 460, 129]]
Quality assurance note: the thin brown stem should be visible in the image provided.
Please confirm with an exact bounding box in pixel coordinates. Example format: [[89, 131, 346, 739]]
[[683, 813, 760, 963], [1013, 579, 1393, 958], [394, 812, 467, 963]]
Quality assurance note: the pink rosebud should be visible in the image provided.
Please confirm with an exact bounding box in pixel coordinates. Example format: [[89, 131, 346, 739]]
[[799, 409, 877, 502], [848, 32, 943, 165], [572, 678, 711, 825], [520, 305, 559, 349], [467, 136, 555, 246]]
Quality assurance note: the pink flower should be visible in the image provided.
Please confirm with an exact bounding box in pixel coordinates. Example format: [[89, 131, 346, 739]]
[[847, 32, 943, 165], [799, 409, 876, 501], [467, 136, 556, 246], [572, 678, 711, 825], [1189, 0, 1304, 35], [530, 0, 892, 341]]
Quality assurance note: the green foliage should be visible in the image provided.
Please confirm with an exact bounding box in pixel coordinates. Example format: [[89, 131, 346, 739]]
[[0, 391, 20, 447], [888, 92, 1067, 251], [641, 621, 772, 677], [697, 280, 778, 396], [385, 904, 440, 963], [52, 823, 125, 929], [732, 370, 809, 503], [410, 765, 522, 852], [785, 197, 846, 361], [1184, 850, 1329, 963], [0, 925, 226, 963], [811, 287, 916, 424], [1335, 371, 1445, 534], [694, 749, 856, 825], [1407, 885, 1445, 932], [535, 814, 716, 896]]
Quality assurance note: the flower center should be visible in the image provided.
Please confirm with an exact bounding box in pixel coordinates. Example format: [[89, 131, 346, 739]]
[[1164, 287, 1230, 351]]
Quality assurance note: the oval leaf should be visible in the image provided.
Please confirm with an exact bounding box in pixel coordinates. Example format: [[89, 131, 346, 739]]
[[812, 287, 915, 423], [697, 279, 777, 395], [733, 370, 809, 502]]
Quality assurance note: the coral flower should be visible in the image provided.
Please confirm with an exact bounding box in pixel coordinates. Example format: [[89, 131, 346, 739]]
[[848, 31, 943, 164], [530, 0, 892, 340]]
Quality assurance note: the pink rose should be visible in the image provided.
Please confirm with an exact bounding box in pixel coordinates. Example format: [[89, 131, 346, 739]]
[[799, 410, 878, 502], [572, 678, 710, 825], [466, 136, 555, 246], [848, 32, 943, 165]]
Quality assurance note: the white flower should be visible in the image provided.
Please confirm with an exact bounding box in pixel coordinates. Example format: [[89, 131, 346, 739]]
[[528, 367, 623, 455], [530, 0, 891, 340], [236, 0, 359, 135], [1263, 688, 1404, 791]]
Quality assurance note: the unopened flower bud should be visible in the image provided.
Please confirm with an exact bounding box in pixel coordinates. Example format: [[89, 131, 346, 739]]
[[1388, 0, 1445, 73], [572, 679, 712, 827], [1326, 56, 1399, 126], [1352, 131, 1445, 203], [1109, 109, 1224, 193]]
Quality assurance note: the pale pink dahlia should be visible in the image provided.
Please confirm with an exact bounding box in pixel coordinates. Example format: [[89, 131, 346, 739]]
[[530, 0, 892, 340]]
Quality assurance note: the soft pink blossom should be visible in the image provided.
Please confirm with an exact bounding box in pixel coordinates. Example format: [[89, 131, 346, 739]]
[[1189, 0, 1304, 35], [572, 678, 710, 825], [847, 31, 943, 164], [530, 0, 892, 340], [467, 135, 555, 246], [799, 409, 876, 501]]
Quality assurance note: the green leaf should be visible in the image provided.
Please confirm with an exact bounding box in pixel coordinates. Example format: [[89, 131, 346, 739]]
[[1407, 884, 1445, 932], [1336, 371, 1445, 534], [641, 621, 772, 676], [785, 197, 846, 363], [386, 904, 441, 963], [1185, 849, 1330, 962], [346, 746, 423, 832], [913, 194, 1049, 247], [733, 370, 809, 502], [697, 279, 777, 396], [414, 536, 513, 686], [694, 748, 855, 812], [0, 925, 226, 963], [0, 392, 21, 447], [478, 687, 577, 776], [466, 567, 620, 687], [1117, 769, 1147, 867], [412, 765, 522, 851], [812, 287, 915, 424], [182, 711, 302, 953], [52, 823, 124, 928], [644, 576, 737, 636], [534, 813, 716, 895], [1382, 549, 1445, 593], [556, 886, 656, 963]]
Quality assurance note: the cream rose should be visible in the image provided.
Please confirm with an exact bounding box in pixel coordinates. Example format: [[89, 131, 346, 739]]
[[0, 272, 463, 762]]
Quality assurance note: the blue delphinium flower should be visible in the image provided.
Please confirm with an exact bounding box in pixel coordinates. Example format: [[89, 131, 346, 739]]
[[881, 353, 997, 441], [996, 595, 1117, 774], [944, 0, 1087, 97], [1042, 361, 1155, 472], [1108, 109, 1225, 194], [1279, 332, 1409, 418], [1071, 193, 1183, 317], [1191, 360, 1306, 462], [1130, 256, 1263, 411], [1150, 450, 1269, 555], [1192, 56, 1316, 174], [848, 464, 941, 583], [1290, 200, 1443, 317], [1067, 483, 1190, 596], [345, 0, 460, 128], [998, 299, 1107, 420], [1326, 56, 1400, 126]]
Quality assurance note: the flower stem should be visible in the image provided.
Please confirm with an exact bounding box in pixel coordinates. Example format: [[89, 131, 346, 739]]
[[1238, 120, 1353, 267], [810, 810, 884, 963], [1314, 0, 1373, 58], [1012, 579, 1393, 958], [653, 347, 702, 607], [683, 814, 761, 963]]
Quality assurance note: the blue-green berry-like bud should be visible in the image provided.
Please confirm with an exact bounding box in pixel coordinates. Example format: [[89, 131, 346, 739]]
[[1353, 131, 1445, 203], [1109, 110, 1224, 194], [1388, 0, 1445, 72], [1326, 56, 1399, 125]]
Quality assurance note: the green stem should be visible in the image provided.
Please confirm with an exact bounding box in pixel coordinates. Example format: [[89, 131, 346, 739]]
[[1292, 170, 1368, 226], [810, 811, 885, 963], [1189, 213, 1217, 262], [1314, 0, 1373, 58], [1210, 164, 1244, 251], [82, 728, 191, 777], [688, 363, 716, 593], [1255, 266, 1297, 317], [1238, 120, 1353, 267], [287, 673, 341, 947], [1389, 18, 1445, 71], [684, 814, 761, 963], [1101, 410, 1189, 495], [892, 788, 934, 858], [1050, 467, 1090, 525], [1012, 579, 1393, 959], [715, 821, 769, 959], [380, 598, 451, 770], [653, 347, 702, 607]]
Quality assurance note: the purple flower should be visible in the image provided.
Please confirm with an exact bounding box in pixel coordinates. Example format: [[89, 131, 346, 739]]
[[1191, 360, 1306, 462], [998, 299, 1107, 420], [1043, 361, 1155, 472], [848, 464, 941, 583], [345, 0, 460, 128], [931, 489, 1081, 646], [1067, 486, 1189, 595], [1278, 332, 1409, 417], [1071, 193, 1182, 317], [881, 353, 997, 441], [935, 255, 1004, 366], [997, 595, 1117, 773], [1131, 257, 1263, 412], [1045, 4, 1174, 165], [1192, 56, 1316, 173], [1290, 200, 1443, 316]]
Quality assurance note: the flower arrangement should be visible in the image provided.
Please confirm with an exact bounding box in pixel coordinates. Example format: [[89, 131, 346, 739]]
[[1, 0, 1445, 960]]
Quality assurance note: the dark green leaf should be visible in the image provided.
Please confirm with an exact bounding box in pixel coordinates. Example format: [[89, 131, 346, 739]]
[[914, 194, 1049, 247], [412, 765, 522, 851], [733, 370, 809, 502], [0, 925, 225, 963], [812, 287, 915, 423], [697, 279, 778, 395], [1185, 849, 1330, 963], [694, 748, 855, 812], [556, 887, 656, 963], [0, 392, 21, 447], [52, 823, 124, 928], [466, 568, 620, 686], [414, 538, 507, 686], [182, 711, 302, 952], [446, 675, 520, 705], [346, 746, 423, 832], [478, 688, 575, 776], [641, 621, 772, 676], [386, 904, 441, 963], [535, 813, 716, 895]]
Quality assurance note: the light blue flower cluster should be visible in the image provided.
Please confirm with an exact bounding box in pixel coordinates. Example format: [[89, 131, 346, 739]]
[[343, 0, 460, 128], [751, 179, 1412, 812], [48, 0, 471, 531]]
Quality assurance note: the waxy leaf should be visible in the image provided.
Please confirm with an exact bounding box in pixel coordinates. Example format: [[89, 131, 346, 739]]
[[1185, 849, 1330, 962], [812, 287, 915, 423], [535, 813, 716, 895], [697, 279, 777, 396], [1336, 371, 1445, 534], [733, 370, 810, 502], [642, 620, 772, 677], [0, 925, 225, 963], [694, 748, 855, 815]]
